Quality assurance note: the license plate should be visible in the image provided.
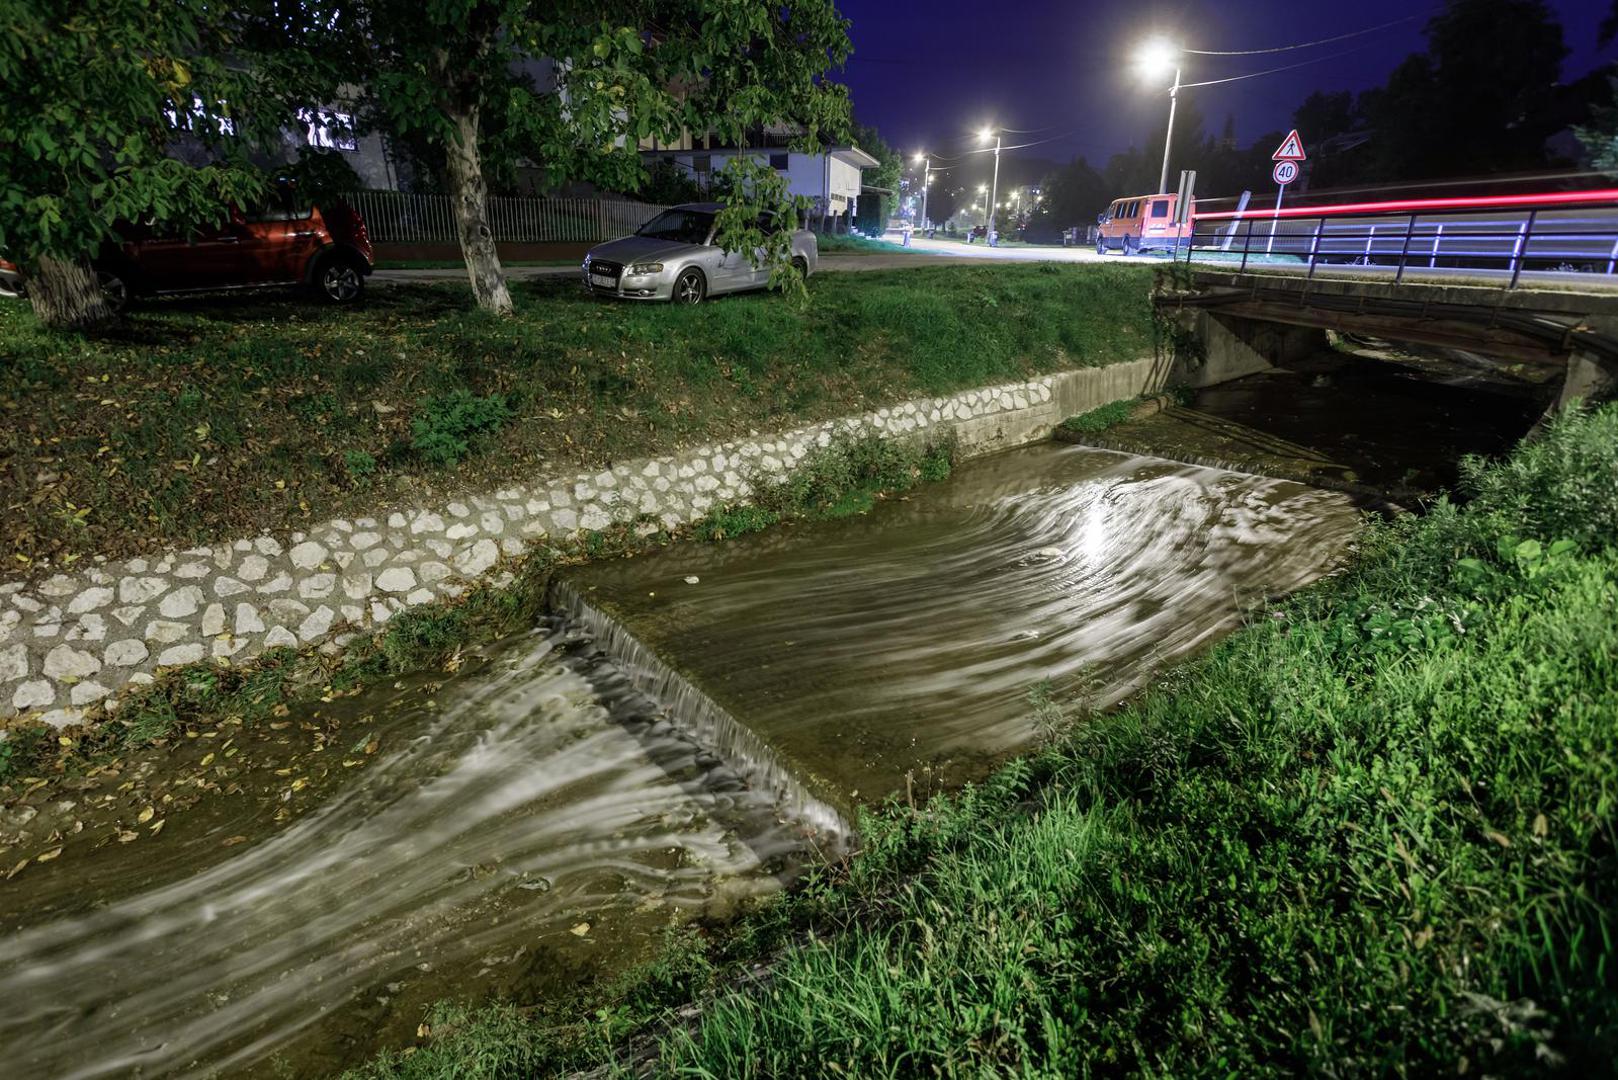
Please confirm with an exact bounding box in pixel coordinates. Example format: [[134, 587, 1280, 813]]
[[589, 273, 615, 288]]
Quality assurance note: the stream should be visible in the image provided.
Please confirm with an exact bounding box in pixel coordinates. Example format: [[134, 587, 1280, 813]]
[[0, 442, 1365, 1078]]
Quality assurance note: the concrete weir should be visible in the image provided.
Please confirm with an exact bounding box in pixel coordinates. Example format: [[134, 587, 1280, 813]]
[[1, 359, 1197, 730]]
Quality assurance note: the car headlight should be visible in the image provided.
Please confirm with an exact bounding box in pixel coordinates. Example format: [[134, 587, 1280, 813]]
[[628, 262, 664, 275]]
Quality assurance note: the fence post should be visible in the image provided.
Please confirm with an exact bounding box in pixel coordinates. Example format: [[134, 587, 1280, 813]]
[[1429, 221, 1444, 268], [1239, 218, 1254, 273], [1306, 218, 1323, 280], [1509, 210, 1537, 288], [1394, 212, 1417, 284]]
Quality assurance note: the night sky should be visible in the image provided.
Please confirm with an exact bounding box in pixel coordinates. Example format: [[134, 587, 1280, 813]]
[[836, 0, 1615, 189]]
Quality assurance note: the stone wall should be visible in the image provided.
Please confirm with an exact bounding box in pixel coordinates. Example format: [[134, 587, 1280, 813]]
[[1, 362, 1177, 728]]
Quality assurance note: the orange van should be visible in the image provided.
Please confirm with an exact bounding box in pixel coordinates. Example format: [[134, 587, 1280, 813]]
[[1096, 193, 1193, 254]]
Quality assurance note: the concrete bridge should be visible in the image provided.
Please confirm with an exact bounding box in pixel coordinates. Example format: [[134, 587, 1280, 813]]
[[1160, 268, 1618, 412]]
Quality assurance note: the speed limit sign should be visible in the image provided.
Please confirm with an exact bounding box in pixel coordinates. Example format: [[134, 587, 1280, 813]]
[[1272, 159, 1299, 185]]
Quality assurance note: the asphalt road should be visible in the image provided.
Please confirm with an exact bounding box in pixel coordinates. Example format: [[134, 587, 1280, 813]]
[[372, 232, 1618, 296], [370, 235, 1116, 286]]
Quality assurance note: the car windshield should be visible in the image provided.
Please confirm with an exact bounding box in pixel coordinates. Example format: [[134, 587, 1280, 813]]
[[636, 210, 713, 244]]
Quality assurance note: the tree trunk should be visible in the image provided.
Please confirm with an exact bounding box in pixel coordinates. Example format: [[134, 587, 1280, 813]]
[[443, 104, 512, 316], [28, 255, 116, 330]]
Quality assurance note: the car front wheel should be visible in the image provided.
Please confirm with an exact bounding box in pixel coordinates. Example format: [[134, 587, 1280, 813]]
[[96, 269, 130, 313], [316, 255, 365, 304], [673, 267, 706, 305], [791, 256, 809, 279], [1095, 237, 1107, 255]]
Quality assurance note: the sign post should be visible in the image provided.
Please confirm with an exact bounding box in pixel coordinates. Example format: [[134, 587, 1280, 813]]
[[1266, 129, 1306, 255]]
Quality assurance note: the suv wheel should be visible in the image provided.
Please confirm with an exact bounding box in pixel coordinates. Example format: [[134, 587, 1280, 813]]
[[317, 255, 365, 303], [1095, 236, 1107, 255], [673, 267, 706, 305], [96, 269, 130, 313], [791, 256, 809, 279]]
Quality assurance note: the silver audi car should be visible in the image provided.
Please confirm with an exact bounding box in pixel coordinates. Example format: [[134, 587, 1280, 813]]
[[582, 202, 818, 304]]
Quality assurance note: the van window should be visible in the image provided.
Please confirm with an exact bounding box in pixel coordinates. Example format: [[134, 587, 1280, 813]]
[[1151, 200, 1170, 218], [1129, 200, 1140, 217]]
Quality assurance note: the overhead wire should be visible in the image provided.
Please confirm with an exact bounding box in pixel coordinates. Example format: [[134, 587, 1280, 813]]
[[1182, 11, 1430, 55], [1178, 41, 1382, 89]]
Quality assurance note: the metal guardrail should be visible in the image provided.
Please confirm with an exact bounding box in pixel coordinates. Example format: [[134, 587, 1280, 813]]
[[345, 191, 670, 245], [1177, 189, 1618, 288]]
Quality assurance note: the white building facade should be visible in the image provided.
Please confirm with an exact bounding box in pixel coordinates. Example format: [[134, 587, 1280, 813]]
[[639, 145, 879, 230]]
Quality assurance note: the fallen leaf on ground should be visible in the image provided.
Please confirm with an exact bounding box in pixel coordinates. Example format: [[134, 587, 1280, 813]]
[[570, 922, 591, 937]]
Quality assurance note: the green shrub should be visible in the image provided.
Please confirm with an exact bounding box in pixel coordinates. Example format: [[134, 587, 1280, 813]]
[[410, 391, 511, 467], [343, 449, 377, 482], [1059, 398, 1135, 435], [1460, 404, 1618, 552]]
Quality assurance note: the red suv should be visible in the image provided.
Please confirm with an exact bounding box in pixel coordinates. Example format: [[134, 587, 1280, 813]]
[[0, 190, 373, 310]]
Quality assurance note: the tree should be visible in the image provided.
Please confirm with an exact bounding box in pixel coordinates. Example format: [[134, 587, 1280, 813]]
[[1034, 156, 1107, 235], [851, 121, 900, 233], [0, 0, 311, 329], [1358, 0, 1566, 181], [1576, 76, 1618, 173], [330, 1, 852, 314]]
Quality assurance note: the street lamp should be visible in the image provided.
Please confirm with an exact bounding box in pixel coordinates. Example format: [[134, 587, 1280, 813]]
[[1136, 38, 1181, 195], [912, 151, 931, 231], [979, 126, 1002, 245]]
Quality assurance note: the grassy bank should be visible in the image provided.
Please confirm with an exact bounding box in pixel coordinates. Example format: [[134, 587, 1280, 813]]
[[0, 263, 1153, 566], [352, 405, 1618, 1077]]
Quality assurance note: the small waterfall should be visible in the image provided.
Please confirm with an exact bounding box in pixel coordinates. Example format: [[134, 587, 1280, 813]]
[[550, 579, 851, 845]]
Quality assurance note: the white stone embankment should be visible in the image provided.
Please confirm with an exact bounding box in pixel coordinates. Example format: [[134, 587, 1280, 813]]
[[1, 359, 1172, 727]]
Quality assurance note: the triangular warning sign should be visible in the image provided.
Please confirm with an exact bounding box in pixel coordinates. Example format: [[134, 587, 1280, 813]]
[[1272, 129, 1306, 161]]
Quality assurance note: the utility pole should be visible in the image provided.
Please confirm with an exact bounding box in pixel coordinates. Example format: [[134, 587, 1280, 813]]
[[1157, 62, 1181, 195], [913, 153, 931, 230], [983, 129, 1002, 246]]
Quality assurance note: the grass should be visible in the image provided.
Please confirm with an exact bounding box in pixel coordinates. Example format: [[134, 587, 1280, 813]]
[[694, 431, 957, 540], [348, 404, 1618, 1077], [1057, 397, 1137, 435], [372, 259, 578, 270], [0, 263, 1154, 566], [812, 233, 908, 255]]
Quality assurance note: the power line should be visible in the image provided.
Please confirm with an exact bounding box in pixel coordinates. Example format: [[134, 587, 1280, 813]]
[[1178, 41, 1381, 89], [1183, 11, 1431, 55]]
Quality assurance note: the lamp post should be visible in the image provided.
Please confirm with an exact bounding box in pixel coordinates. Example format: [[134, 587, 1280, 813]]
[[1137, 39, 1181, 195], [979, 126, 1002, 246], [912, 152, 931, 230]]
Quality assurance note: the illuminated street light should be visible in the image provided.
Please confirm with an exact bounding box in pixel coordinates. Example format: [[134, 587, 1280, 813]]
[[977, 128, 1003, 245], [1136, 37, 1181, 194]]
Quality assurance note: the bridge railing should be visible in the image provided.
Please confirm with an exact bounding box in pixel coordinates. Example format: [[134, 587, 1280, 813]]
[[1179, 190, 1618, 287]]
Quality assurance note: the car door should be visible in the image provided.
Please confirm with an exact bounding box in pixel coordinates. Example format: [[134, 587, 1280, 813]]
[[169, 208, 274, 288]]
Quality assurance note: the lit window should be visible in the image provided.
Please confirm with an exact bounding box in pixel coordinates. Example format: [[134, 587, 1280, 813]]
[[164, 96, 235, 136], [300, 108, 357, 152]]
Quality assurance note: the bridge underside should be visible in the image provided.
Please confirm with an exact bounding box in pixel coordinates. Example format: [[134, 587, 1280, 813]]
[[1163, 270, 1618, 407]]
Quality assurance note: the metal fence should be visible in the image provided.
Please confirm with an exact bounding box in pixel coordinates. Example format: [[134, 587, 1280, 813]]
[[1179, 190, 1618, 288], [345, 191, 670, 245]]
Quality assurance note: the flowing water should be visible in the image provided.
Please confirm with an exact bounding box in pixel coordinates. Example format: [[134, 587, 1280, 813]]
[[563, 443, 1363, 806], [0, 442, 1362, 1077], [0, 630, 829, 1079]]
